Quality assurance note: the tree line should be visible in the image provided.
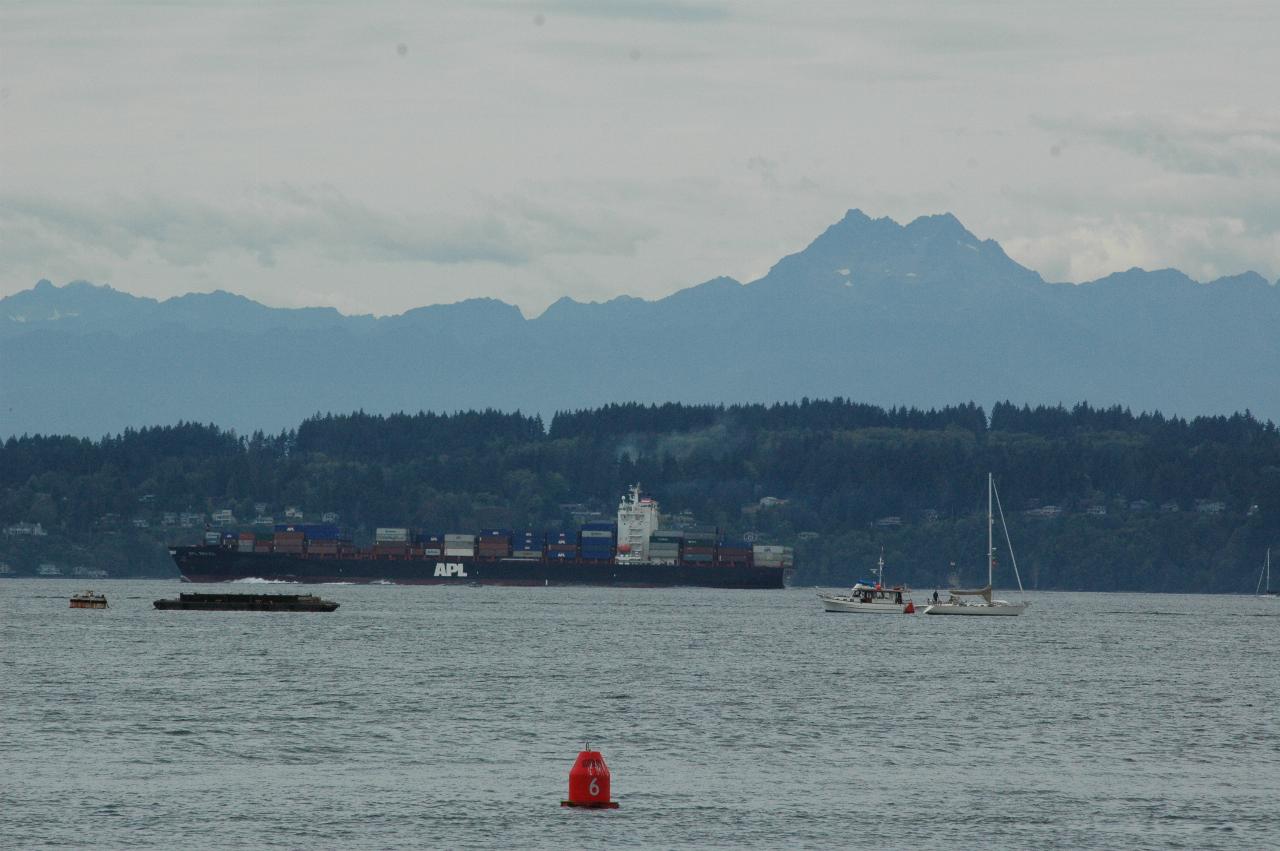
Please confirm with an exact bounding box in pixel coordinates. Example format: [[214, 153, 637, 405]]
[[2, 399, 1277, 590]]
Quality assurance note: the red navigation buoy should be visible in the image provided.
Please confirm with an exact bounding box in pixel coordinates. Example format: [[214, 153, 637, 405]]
[[903, 601, 916, 614], [560, 746, 619, 808]]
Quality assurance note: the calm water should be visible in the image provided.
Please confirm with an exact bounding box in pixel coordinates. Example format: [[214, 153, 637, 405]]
[[3, 580, 1278, 850]]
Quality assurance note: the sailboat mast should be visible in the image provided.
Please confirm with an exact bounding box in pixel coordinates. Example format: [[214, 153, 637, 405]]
[[987, 472, 994, 588]]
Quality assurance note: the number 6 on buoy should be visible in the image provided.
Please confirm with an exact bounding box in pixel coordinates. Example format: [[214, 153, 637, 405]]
[[561, 747, 619, 808]]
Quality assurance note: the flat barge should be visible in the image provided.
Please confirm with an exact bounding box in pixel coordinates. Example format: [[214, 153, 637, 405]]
[[70, 590, 109, 609], [153, 592, 339, 612]]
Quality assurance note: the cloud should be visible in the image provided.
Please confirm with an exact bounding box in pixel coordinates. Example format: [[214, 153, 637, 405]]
[[0, 185, 655, 273], [854, 12, 1061, 57], [746, 156, 779, 190], [1002, 212, 1280, 285], [511, 0, 729, 22], [1035, 110, 1280, 178], [987, 109, 1280, 283], [4, 3, 1279, 315]]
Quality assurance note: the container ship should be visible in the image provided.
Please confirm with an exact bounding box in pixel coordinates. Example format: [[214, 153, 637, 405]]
[[169, 486, 794, 589]]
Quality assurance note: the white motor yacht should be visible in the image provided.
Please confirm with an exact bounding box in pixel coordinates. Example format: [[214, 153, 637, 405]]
[[818, 551, 916, 614]]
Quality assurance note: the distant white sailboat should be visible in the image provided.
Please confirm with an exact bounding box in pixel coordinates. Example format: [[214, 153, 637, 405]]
[[1257, 548, 1276, 598], [924, 473, 1028, 616]]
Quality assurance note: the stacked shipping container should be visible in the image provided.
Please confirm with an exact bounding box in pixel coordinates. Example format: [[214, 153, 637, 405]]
[[682, 525, 717, 564], [369, 528, 405, 556], [716, 539, 752, 566], [513, 530, 543, 558], [546, 530, 576, 560], [579, 522, 616, 561], [278, 524, 341, 541], [308, 537, 340, 556], [444, 533, 476, 557], [648, 530, 683, 564], [752, 545, 794, 568], [274, 530, 304, 554], [214, 516, 789, 573], [478, 530, 512, 559], [417, 534, 444, 556]]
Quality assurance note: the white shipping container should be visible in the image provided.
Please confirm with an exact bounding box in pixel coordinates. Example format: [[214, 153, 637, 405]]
[[444, 547, 475, 557], [444, 534, 476, 543], [421, 547, 442, 556], [376, 527, 409, 542], [580, 530, 614, 539]]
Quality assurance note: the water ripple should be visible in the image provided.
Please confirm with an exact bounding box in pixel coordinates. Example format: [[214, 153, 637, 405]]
[[2, 581, 1277, 849]]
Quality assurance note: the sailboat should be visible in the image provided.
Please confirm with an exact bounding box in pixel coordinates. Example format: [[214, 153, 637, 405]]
[[924, 473, 1028, 616], [1257, 548, 1276, 598]]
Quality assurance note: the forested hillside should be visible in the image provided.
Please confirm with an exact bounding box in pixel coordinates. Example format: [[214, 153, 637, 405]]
[[3, 398, 1277, 591]]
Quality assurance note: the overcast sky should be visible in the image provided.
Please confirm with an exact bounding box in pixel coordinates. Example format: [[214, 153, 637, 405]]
[[3, 1, 1278, 316]]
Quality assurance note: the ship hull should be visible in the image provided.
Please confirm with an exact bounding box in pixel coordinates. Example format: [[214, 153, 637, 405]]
[[817, 595, 912, 614], [170, 546, 788, 589], [922, 602, 1026, 616]]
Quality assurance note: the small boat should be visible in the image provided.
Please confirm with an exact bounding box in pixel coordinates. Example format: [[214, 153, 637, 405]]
[[153, 592, 339, 612], [1258, 548, 1276, 598], [924, 473, 1028, 617], [818, 551, 915, 614], [69, 590, 108, 609]]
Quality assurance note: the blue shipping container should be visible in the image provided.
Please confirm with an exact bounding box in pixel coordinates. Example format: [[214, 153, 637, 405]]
[[275, 523, 341, 540]]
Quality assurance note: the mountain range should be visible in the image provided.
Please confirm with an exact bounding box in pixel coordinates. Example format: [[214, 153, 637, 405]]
[[3, 209, 1278, 437]]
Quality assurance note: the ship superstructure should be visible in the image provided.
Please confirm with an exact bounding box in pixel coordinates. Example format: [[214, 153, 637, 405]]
[[615, 484, 660, 564]]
